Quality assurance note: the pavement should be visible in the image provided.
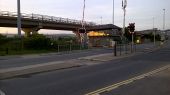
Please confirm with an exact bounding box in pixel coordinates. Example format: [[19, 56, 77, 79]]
[[0, 60, 83, 79], [79, 52, 136, 62], [0, 52, 134, 79], [0, 43, 161, 79]]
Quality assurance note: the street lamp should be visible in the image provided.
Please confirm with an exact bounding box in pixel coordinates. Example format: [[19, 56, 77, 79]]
[[163, 9, 165, 30], [161, 9, 166, 42], [121, 0, 127, 54], [113, 0, 114, 25], [122, 0, 127, 36], [153, 17, 156, 45], [17, 0, 21, 37], [81, 0, 86, 28], [100, 16, 103, 24]]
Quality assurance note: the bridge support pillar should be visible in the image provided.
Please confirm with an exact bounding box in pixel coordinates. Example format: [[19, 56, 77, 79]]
[[22, 28, 40, 37]]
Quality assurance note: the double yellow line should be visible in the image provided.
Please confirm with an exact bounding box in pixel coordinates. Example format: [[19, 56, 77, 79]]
[[85, 64, 170, 95]]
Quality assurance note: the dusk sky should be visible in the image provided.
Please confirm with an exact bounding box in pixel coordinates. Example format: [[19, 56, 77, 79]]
[[0, 0, 169, 34]]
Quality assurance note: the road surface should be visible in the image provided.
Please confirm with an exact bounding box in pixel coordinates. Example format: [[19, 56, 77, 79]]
[[0, 48, 113, 69], [0, 42, 167, 95]]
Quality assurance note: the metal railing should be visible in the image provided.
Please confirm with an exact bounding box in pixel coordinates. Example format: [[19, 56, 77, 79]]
[[0, 11, 96, 26], [0, 43, 88, 55]]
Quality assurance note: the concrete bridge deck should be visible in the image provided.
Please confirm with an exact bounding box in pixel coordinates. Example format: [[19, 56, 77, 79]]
[[0, 11, 95, 32], [0, 11, 121, 37]]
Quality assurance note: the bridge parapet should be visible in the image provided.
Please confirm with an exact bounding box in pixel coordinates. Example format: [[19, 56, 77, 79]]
[[0, 11, 96, 26]]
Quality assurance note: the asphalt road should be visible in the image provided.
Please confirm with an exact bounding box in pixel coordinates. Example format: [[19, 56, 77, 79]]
[[0, 42, 167, 95], [101, 67, 170, 95], [0, 48, 113, 69], [0, 43, 155, 69]]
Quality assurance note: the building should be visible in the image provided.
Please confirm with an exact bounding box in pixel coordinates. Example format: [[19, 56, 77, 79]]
[[87, 24, 121, 47]]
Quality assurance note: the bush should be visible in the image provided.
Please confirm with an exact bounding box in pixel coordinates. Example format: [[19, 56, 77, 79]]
[[0, 34, 7, 45], [24, 34, 51, 50], [0, 33, 81, 55]]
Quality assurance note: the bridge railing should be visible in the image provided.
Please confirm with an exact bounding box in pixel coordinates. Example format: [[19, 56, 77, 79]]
[[0, 11, 96, 26]]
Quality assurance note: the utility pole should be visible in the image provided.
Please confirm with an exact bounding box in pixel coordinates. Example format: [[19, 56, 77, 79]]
[[17, 0, 21, 37]]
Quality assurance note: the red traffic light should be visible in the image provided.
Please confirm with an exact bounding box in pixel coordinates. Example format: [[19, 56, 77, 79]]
[[128, 23, 135, 32]]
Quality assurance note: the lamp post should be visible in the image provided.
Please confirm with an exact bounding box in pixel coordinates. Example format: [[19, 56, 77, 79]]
[[122, 0, 127, 36], [82, 0, 86, 28], [153, 17, 156, 45], [17, 0, 24, 51], [163, 9, 165, 31], [161, 9, 166, 42], [113, 0, 114, 25], [100, 16, 103, 24], [17, 0, 21, 37]]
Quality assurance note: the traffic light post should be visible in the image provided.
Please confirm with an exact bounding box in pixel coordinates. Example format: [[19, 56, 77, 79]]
[[79, 28, 88, 49], [128, 23, 135, 53], [131, 32, 134, 52]]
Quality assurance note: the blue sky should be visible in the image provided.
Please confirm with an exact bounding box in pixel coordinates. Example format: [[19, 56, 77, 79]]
[[0, 0, 170, 34]]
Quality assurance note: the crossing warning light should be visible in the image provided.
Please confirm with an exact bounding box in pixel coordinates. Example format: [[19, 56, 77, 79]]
[[79, 28, 86, 33]]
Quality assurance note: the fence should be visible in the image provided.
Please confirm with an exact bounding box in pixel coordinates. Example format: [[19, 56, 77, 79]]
[[113, 43, 137, 56], [0, 43, 88, 56], [54, 44, 88, 52]]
